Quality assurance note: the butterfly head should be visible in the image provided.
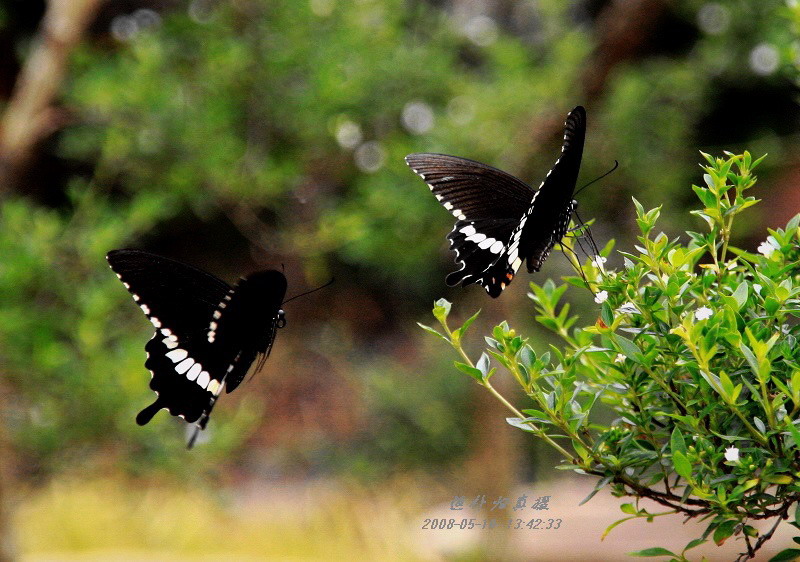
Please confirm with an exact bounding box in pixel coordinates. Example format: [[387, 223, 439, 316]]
[[277, 309, 286, 328]]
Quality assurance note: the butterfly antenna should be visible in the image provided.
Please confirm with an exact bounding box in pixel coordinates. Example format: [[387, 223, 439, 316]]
[[574, 160, 619, 197], [282, 277, 335, 305]]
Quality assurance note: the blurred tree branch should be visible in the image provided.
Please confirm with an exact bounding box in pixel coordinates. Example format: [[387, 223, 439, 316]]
[[0, 0, 104, 195], [518, 0, 668, 180]]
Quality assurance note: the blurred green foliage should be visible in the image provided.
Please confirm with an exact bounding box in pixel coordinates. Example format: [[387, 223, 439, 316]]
[[1, 0, 799, 485]]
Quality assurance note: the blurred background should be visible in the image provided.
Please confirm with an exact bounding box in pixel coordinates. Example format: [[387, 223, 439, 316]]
[[0, 0, 799, 560]]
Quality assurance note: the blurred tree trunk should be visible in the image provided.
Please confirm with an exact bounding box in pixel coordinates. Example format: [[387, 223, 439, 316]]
[[518, 0, 668, 180], [464, 378, 520, 557], [0, 383, 14, 562], [0, 0, 104, 195]]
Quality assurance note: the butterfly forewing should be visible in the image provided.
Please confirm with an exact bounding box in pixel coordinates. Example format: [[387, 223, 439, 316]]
[[404, 153, 534, 222], [406, 105, 586, 297], [106, 249, 231, 336], [522, 106, 586, 273]]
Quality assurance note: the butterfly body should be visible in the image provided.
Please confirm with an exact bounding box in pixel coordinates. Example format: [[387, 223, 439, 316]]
[[406, 106, 586, 297], [106, 249, 287, 428]]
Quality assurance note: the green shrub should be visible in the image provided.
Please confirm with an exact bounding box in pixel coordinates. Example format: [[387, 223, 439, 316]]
[[422, 152, 800, 560]]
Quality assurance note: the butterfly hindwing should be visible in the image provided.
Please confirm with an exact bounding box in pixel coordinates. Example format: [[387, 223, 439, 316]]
[[107, 250, 287, 427], [139, 334, 221, 424], [406, 105, 586, 297]]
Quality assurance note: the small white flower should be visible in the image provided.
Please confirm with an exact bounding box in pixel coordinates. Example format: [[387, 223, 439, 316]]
[[592, 255, 607, 271], [617, 302, 639, 315], [757, 240, 775, 258], [724, 447, 739, 462], [614, 353, 626, 364], [594, 290, 608, 304], [694, 306, 713, 321], [753, 283, 762, 294]]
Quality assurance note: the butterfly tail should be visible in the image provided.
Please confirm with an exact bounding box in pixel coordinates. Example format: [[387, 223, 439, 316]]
[[136, 397, 164, 426]]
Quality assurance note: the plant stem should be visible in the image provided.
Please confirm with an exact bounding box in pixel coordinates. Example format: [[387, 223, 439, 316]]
[[440, 318, 577, 461]]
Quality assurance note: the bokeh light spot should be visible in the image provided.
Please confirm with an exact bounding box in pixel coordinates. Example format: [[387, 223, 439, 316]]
[[336, 120, 363, 149], [749, 43, 779, 75], [310, 0, 336, 17], [697, 3, 730, 35], [354, 141, 386, 173], [464, 15, 498, 47], [110, 15, 138, 42], [401, 101, 434, 135]]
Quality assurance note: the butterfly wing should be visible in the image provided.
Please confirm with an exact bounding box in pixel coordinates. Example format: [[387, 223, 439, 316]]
[[106, 249, 231, 332], [107, 249, 233, 424], [405, 153, 535, 296], [522, 105, 586, 272]]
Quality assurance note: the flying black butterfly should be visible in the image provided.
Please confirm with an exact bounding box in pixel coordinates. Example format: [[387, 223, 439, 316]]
[[405, 105, 587, 298], [106, 249, 287, 438]]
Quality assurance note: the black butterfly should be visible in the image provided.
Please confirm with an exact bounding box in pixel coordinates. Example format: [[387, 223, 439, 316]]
[[405, 105, 586, 298], [107, 249, 287, 432]]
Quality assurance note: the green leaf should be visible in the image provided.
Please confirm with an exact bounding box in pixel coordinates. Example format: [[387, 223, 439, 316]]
[[768, 548, 800, 562], [613, 334, 641, 363], [739, 343, 760, 378], [602, 516, 638, 540], [682, 538, 707, 553], [620, 503, 638, 515], [732, 281, 748, 310], [786, 422, 800, 449], [713, 520, 739, 546], [751, 152, 768, 170], [519, 346, 535, 368], [692, 184, 717, 208], [763, 474, 793, 485], [727, 245, 761, 262], [454, 361, 483, 382], [476, 352, 491, 377], [719, 371, 735, 402], [417, 322, 449, 342], [453, 309, 481, 341], [580, 476, 613, 506], [672, 450, 693, 480], [601, 302, 613, 327], [628, 547, 677, 557], [670, 427, 687, 456], [506, 417, 537, 432], [786, 213, 800, 233]]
